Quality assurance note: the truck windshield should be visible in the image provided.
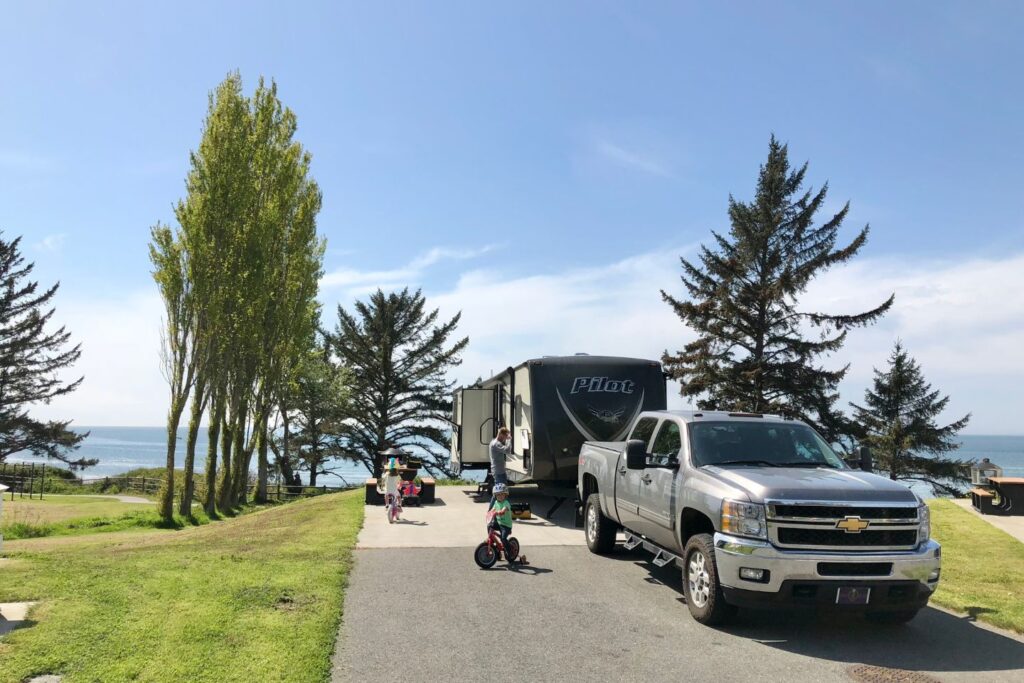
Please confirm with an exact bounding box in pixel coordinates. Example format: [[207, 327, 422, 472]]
[[689, 421, 845, 469]]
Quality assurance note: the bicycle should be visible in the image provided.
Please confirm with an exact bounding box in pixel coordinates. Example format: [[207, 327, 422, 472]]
[[474, 520, 519, 568], [385, 492, 402, 524]]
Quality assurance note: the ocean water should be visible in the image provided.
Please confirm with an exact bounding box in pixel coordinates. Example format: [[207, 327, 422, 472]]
[[6, 428, 1023, 492], [5, 426, 379, 486]]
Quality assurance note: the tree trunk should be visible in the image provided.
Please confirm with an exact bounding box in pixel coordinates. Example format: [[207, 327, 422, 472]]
[[230, 400, 249, 506], [309, 457, 319, 487], [217, 408, 234, 512], [179, 394, 204, 516], [204, 396, 224, 516], [159, 400, 186, 522], [256, 419, 268, 503]]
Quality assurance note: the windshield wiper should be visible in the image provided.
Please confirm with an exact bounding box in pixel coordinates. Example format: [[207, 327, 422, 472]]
[[772, 461, 836, 469], [703, 460, 781, 468]]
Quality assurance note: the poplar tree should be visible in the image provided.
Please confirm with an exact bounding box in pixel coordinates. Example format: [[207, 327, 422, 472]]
[[151, 73, 324, 519], [329, 288, 467, 477], [662, 137, 892, 441], [0, 232, 88, 466], [851, 342, 971, 495]]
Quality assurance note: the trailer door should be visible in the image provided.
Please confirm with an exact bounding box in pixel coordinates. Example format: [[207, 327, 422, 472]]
[[456, 388, 497, 467]]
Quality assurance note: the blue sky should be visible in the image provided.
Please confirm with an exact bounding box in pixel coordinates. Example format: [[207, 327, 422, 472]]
[[2, 2, 1022, 432]]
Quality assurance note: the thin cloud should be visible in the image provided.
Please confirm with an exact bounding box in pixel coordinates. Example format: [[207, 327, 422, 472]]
[[33, 233, 67, 252], [595, 140, 674, 178], [321, 243, 500, 295]]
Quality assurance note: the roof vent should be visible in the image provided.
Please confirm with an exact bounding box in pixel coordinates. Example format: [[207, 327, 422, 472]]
[[575, 352, 590, 356]]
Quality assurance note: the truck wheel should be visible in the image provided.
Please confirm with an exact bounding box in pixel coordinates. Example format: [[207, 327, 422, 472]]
[[866, 609, 920, 625], [585, 493, 617, 554], [683, 533, 736, 626]]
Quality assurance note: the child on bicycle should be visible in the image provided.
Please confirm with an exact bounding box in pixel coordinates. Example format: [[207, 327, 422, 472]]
[[489, 484, 528, 565], [379, 460, 402, 521]]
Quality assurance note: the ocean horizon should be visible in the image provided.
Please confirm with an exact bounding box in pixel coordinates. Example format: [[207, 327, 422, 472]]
[[5, 426, 1023, 493]]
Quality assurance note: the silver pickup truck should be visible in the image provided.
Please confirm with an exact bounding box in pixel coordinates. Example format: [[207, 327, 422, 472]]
[[577, 410, 941, 625]]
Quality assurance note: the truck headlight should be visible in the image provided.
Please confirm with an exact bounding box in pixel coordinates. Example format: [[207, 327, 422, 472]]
[[918, 503, 930, 544], [721, 499, 767, 540]]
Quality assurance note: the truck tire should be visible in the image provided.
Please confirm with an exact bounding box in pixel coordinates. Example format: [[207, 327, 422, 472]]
[[682, 533, 736, 626], [866, 609, 920, 625], [584, 493, 617, 554]]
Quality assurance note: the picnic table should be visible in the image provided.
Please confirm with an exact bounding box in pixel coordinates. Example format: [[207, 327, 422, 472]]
[[986, 477, 1024, 516], [970, 486, 1000, 515]]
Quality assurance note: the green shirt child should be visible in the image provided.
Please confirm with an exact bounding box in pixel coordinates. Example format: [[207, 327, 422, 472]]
[[492, 497, 513, 528]]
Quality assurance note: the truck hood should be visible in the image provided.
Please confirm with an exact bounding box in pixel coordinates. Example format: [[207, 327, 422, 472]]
[[704, 466, 919, 505]]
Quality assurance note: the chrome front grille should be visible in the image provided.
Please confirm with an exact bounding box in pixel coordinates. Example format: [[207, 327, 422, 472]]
[[767, 500, 920, 552]]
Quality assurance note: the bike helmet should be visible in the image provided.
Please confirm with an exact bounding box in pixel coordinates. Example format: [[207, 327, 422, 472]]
[[493, 483, 507, 494]]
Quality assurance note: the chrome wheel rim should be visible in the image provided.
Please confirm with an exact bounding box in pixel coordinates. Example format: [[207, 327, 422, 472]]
[[587, 504, 597, 542], [688, 551, 711, 608]]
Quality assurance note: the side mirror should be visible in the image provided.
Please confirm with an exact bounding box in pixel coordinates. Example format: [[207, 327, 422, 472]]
[[844, 446, 874, 472], [857, 445, 873, 473], [626, 439, 647, 470]]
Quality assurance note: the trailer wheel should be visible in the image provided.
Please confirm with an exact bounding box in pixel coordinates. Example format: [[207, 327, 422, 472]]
[[584, 493, 617, 554], [682, 533, 736, 626]]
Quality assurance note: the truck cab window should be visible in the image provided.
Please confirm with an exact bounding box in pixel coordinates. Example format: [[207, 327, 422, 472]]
[[628, 417, 658, 448], [650, 421, 682, 466]]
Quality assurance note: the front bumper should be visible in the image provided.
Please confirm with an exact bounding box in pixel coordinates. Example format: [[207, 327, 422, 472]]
[[714, 532, 941, 609]]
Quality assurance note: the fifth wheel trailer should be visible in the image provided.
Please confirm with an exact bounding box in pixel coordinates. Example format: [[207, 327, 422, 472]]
[[450, 355, 667, 489]]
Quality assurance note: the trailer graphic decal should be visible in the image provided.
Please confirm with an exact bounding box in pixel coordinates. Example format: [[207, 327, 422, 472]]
[[588, 405, 626, 424], [556, 388, 645, 442]]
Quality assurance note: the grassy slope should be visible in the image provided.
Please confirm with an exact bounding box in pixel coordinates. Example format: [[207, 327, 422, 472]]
[[0, 490, 364, 683], [3, 495, 153, 525], [929, 499, 1024, 633], [1, 494, 193, 541]]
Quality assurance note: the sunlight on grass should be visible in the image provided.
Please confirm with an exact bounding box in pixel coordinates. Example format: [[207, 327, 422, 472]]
[[929, 499, 1024, 634], [0, 490, 364, 682]]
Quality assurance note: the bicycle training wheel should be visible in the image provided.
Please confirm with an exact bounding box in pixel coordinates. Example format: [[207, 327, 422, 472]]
[[474, 542, 499, 569]]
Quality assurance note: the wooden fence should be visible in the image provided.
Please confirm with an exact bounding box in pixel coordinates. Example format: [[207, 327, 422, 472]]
[[1, 462, 356, 502]]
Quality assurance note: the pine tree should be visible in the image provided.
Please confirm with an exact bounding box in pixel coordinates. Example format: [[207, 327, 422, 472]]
[[281, 348, 352, 486], [851, 341, 971, 495], [0, 232, 90, 466], [328, 288, 468, 478], [662, 136, 892, 441]]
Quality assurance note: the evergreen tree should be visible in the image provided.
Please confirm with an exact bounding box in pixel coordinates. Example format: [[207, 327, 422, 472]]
[[662, 136, 892, 440], [284, 349, 352, 486], [0, 232, 89, 467], [328, 288, 467, 478], [851, 341, 971, 495]]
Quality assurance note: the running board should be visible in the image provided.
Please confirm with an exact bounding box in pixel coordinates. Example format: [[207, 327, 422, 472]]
[[623, 530, 680, 568]]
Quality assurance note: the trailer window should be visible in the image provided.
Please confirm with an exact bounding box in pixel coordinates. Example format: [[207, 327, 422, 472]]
[[628, 417, 658, 448], [650, 421, 682, 466]]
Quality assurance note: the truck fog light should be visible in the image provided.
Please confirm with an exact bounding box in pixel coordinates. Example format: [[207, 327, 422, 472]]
[[928, 568, 941, 582], [739, 567, 768, 583]]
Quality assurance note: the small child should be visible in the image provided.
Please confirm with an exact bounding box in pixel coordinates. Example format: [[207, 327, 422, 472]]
[[488, 484, 528, 565], [379, 462, 402, 521]]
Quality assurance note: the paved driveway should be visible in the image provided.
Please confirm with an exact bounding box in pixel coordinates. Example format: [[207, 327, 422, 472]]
[[332, 487, 1024, 683]]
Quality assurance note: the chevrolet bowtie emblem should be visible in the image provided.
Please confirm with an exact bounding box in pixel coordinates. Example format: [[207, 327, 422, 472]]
[[836, 516, 870, 533]]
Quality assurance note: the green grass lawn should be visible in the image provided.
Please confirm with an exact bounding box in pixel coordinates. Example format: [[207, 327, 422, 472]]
[[928, 499, 1024, 634], [0, 490, 364, 682], [1, 494, 180, 540], [3, 494, 153, 523]]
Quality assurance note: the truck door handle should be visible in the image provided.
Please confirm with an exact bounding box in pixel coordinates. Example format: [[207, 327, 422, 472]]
[[641, 474, 652, 484], [617, 467, 627, 476]]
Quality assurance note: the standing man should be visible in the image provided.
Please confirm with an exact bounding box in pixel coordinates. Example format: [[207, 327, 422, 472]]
[[489, 426, 511, 508]]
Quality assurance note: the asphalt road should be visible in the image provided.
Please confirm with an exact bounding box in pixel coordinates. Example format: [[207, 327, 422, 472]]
[[331, 488, 1024, 683]]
